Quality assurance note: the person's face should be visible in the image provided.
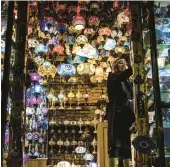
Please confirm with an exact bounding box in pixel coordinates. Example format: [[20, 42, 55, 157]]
[[117, 59, 127, 72]]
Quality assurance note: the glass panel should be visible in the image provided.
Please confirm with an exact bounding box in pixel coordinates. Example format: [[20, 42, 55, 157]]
[[154, 2, 170, 104], [154, 2, 170, 166]]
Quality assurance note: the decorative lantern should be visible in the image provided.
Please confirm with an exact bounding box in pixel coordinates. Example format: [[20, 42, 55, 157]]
[[56, 161, 70, 167], [77, 63, 95, 75], [57, 63, 76, 76], [114, 46, 126, 54], [95, 66, 104, 83], [98, 27, 112, 38], [34, 84, 44, 94], [88, 16, 100, 27], [29, 72, 41, 82], [72, 5, 86, 30], [104, 38, 117, 50], [117, 12, 130, 25], [34, 56, 44, 66], [67, 55, 86, 64], [66, 36, 75, 46], [76, 44, 98, 59], [84, 28, 95, 38], [34, 43, 49, 54], [28, 39, 39, 49], [68, 25, 82, 35], [52, 44, 64, 55], [56, 23, 67, 34], [1, 40, 5, 53], [75, 35, 88, 45]]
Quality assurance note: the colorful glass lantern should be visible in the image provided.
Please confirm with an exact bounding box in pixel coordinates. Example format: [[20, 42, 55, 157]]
[[48, 37, 59, 45], [1, 40, 5, 53], [76, 44, 98, 58], [52, 44, 64, 55], [88, 16, 100, 27], [84, 28, 95, 38], [95, 66, 104, 82], [72, 5, 86, 30], [29, 72, 41, 82], [117, 12, 130, 25], [104, 38, 116, 50], [56, 23, 67, 34], [38, 61, 57, 78], [34, 43, 49, 54], [56, 161, 70, 167], [97, 36, 105, 44], [46, 17, 55, 26], [66, 36, 75, 45], [75, 35, 88, 45], [68, 25, 82, 35], [34, 84, 44, 94], [83, 153, 94, 161], [28, 39, 39, 49], [98, 27, 112, 37], [67, 55, 86, 64], [90, 2, 100, 10], [57, 63, 76, 76], [114, 46, 126, 54], [111, 30, 117, 39], [77, 63, 95, 75]]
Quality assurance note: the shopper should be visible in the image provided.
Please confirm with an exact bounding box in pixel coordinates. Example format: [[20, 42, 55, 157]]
[[106, 58, 135, 167]]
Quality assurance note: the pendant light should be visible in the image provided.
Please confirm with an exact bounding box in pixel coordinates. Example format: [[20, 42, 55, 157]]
[[72, 5, 86, 30]]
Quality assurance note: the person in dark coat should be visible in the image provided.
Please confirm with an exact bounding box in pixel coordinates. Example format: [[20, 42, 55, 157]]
[[106, 58, 135, 167]]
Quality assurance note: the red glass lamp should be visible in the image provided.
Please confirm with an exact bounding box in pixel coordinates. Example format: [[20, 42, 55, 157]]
[[72, 5, 86, 30]]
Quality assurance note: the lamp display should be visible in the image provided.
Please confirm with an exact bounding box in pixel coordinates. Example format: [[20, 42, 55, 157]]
[[25, 1, 132, 164]]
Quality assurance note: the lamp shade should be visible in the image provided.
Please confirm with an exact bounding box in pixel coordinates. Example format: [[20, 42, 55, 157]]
[[88, 16, 100, 27], [72, 6, 86, 30], [72, 15, 86, 30], [29, 72, 41, 82], [98, 27, 112, 37], [56, 23, 67, 33], [75, 35, 88, 45], [52, 44, 64, 55]]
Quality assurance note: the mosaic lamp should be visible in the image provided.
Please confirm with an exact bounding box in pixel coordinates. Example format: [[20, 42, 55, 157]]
[[29, 72, 41, 82], [72, 5, 86, 30]]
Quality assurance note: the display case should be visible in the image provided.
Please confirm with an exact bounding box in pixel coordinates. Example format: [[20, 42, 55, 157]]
[[148, 1, 170, 166]]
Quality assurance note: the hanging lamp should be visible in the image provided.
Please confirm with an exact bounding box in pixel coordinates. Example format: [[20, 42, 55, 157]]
[[72, 5, 86, 30]]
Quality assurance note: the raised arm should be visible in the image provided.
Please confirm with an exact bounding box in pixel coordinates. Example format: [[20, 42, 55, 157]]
[[108, 67, 132, 83]]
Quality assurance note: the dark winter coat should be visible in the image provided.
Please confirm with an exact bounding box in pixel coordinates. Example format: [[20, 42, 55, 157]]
[[106, 67, 135, 154]]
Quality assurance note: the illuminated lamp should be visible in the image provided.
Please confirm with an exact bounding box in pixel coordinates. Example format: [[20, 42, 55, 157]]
[[98, 27, 112, 40], [72, 5, 86, 30], [52, 44, 64, 55], [88, 16, 100, 27]]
